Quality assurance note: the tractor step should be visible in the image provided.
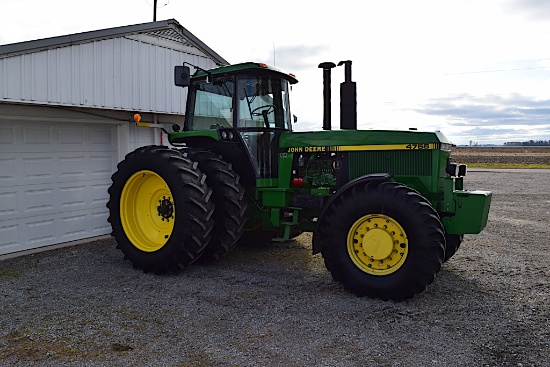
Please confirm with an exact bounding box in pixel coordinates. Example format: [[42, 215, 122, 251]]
[[272, 208, 301, 242], [280, 221, 297, 226]]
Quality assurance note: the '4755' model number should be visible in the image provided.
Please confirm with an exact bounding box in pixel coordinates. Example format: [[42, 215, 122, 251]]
[[406, 143, 430, 150]]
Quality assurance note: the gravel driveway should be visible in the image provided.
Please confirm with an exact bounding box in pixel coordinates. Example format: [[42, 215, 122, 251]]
[[1, 170, 548, 367]]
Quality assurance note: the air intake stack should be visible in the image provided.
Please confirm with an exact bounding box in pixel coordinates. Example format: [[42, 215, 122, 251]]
[[338, 60, 357, 130], [318, 62, 336, 130]]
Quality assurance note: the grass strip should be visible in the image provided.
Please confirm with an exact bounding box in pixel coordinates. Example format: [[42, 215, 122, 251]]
[[467, 163, 550, 169]]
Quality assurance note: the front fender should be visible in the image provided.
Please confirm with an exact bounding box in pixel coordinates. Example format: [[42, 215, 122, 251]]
[[312, 173, 392, 254]]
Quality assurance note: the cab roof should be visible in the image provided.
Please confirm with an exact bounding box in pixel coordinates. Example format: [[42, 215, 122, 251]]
[[193, 62, 298, 84]]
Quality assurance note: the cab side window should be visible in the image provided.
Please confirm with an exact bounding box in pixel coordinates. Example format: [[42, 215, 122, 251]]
[[189, 78, 234, 130]]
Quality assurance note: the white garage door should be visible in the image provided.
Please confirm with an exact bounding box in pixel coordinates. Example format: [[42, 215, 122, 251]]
[[0, 120, 118, 255]]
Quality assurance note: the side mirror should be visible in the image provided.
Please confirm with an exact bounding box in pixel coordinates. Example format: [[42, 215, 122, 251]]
[[293, 115, 298, 123], [174, 65, 190, 87]]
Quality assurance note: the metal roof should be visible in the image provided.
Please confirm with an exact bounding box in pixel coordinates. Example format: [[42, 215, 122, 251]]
[[0, 19, 229, 114], [0, 19, 228, 66]]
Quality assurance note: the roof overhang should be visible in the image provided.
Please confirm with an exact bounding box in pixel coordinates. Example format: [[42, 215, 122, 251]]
[[0, 19, 228, 66]]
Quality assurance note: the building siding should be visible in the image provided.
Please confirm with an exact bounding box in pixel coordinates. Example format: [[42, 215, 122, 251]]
[[0, 20, 225, 255], [0, 36, 217, 114]]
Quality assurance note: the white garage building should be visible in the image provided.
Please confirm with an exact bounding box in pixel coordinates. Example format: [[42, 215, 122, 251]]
[[0, 19, 228, 256]]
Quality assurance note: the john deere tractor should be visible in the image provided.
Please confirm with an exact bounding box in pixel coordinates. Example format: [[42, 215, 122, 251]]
[[107, 60, 491, 301]]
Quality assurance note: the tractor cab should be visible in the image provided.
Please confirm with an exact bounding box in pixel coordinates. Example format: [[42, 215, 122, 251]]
[[173, 62, 298, 181]]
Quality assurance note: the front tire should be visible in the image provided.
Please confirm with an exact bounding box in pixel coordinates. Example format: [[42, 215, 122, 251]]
[[444, 234, 464, 262], [318, 181, 445, 301], [107, 146, 215, 273]]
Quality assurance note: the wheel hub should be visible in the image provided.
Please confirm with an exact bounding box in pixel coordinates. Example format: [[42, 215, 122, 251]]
[[347, 214, 409, 276], [157, 197, 174, 221], [363, 229, 393, 260]]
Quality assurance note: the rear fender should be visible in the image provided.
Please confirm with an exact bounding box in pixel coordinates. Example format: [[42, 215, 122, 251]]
[[312, 173, 392, 254]]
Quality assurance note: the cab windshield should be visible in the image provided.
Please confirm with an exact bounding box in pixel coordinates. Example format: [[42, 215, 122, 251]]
[[187, 74, 292, 131], [236, 75, 291, 130]]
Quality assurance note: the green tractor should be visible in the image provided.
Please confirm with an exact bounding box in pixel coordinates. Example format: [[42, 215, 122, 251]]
[[107, 60, 491, 301]]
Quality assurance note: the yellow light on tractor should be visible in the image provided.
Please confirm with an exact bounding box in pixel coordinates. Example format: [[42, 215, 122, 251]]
[[133, 113, 169, 130], [133, 113, 151, 128]]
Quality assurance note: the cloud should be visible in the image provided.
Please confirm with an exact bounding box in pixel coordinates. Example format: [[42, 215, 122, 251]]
[[450, 125, 550, 144], [503, 0, 550, 20], [411, 94, 550, 144], [272, 44, 329, 71], [414, 95, 550, 127], [451, 127, 529, 137]]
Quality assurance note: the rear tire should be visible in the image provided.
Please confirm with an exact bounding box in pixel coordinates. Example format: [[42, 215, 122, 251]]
[[185, 149, 247, 261], [107, 146, 215, 273], [318, 181, 445, 301]]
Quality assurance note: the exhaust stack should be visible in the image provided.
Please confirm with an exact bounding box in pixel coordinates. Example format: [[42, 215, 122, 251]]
[[338, 60, 357, 130], [318, 62, 336, 130]]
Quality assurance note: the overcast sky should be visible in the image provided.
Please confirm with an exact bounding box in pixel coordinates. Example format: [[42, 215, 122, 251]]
[[2, 0, 550, 145]]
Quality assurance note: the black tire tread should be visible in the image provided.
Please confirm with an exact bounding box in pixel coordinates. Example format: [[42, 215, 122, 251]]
[[107, 145, 215, 273], [317, 181, 445, 301], [185, 149, 247, 261], [444, 234, 464, 262]]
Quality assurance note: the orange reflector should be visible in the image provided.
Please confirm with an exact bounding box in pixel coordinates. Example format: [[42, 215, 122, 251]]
[[289, 73, 296, 78], [258, 63, 268, 68], [133, 113, 141, 122]]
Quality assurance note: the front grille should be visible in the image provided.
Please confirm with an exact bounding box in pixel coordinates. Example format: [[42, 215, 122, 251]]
[[349, 149, 432, 179]]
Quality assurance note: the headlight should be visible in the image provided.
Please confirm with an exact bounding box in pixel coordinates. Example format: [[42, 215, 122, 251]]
[[458, 164, 467, 177], [446, 162, 467, 177], [446, 163, 458, 177]]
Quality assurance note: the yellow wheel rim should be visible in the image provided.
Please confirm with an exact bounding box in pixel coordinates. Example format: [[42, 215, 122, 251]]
[[347, 214, 408, 275], [120, 170, 175, 252]]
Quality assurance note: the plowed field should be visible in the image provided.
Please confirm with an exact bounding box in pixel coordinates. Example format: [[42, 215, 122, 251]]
[[451, 146, 550, 165]]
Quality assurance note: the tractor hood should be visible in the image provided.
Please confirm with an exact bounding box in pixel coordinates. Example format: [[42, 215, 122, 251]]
[[279, 129, 452, 152]]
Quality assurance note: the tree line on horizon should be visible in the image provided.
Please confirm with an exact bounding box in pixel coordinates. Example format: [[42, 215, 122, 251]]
[[503, 140, 550, 146]]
